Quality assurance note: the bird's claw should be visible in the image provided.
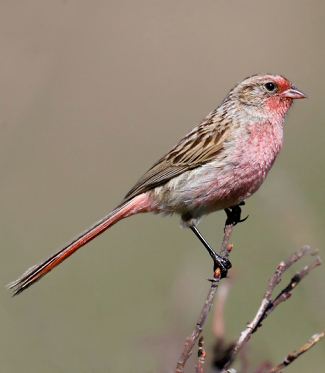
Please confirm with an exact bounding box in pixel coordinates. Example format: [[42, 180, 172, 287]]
[[224, 202, 249, 226], [213, 256, 232, 278]]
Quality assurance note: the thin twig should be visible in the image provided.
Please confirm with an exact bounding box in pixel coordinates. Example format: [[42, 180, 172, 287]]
[[268, 331, 325, 373], [221, 246, 321, 371], [263, 255, 321, 319], [220, 224, 234, 258], [175, 223, 234, 373], [175, 267, 221, 373], [212, 276, 234, 339], [211, 277, 238, 371]]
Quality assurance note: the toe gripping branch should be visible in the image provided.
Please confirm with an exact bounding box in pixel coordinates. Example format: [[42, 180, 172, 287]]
[[224, 202, 249, 227]]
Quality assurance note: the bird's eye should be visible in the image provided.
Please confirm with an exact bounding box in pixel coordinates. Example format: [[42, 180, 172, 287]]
[[264, 82, 276, 91]]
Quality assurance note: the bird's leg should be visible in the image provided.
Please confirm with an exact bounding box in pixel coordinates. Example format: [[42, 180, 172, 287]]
[[224, 202, 249, 226], [190, 225, 232, 278]]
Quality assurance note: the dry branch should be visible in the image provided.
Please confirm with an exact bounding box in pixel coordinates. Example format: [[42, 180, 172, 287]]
[[175, 222, 235, 373], [174, 217, 322, 373], [221, 246, 322, 372]]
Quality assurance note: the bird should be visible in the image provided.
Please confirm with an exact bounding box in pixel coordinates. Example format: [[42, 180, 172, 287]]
[[8, 74, 306, 296]]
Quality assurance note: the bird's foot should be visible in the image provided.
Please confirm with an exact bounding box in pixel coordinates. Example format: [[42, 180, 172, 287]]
[[224, 202, 249, 226], [190, 225, 232, 278], [211, 251, 232, 278]]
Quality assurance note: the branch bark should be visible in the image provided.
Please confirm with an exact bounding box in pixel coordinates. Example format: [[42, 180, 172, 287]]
[[221, 246, 322, 372], [175, 222, 234, 373]]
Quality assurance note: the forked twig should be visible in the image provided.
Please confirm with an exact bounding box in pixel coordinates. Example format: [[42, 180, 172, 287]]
[[175, 222, 234, 373], [221, 246, 322, 371]]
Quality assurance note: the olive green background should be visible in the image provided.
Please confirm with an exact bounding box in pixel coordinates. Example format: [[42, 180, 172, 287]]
[[1, 1, 324, 372]]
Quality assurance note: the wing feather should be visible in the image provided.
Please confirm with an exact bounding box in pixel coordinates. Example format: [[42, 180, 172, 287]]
[[123, 117, 230, 202]]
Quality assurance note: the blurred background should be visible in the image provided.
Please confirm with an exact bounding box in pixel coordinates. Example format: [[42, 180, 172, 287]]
[[1, 1, 324, 372]]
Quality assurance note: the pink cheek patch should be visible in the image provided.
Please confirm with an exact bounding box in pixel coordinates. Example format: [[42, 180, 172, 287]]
[[265, 94, 292, 117]]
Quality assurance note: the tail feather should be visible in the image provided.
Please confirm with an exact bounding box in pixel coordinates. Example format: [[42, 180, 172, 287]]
[[7, 195, 150, 296]]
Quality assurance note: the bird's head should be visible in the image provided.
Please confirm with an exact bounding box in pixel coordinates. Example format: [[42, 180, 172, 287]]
[[230, 74, 306, 120]]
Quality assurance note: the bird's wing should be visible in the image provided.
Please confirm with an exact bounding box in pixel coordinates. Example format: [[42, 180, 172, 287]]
[[122, 116, 231, 202]]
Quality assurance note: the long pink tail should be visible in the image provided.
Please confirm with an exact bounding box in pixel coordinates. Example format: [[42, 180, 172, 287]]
[[8, 194, 150, 296]]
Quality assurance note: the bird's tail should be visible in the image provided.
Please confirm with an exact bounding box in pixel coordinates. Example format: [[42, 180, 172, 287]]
[[7, 194, 150, 296]]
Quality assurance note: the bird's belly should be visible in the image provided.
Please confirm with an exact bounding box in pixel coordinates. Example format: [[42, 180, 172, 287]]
[[150, 159, 269, 218]]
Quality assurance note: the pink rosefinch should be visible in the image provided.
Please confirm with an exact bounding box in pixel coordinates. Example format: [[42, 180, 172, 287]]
[[8, 74, 306, 295]]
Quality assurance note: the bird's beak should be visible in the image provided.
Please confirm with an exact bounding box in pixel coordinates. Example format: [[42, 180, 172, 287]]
[[281, 86, 307, 99]]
